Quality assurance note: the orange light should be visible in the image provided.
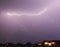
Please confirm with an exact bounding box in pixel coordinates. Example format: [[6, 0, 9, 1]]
[[51, 42, 55, 44], [44, 42, 49, 45], [48, 43, 52, 46]]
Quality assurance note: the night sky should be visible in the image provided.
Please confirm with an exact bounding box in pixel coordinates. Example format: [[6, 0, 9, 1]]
[[0, 0, 60, 43]]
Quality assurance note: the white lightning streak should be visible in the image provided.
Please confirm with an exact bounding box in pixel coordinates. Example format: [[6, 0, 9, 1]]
[[2, 7, 48, 16]]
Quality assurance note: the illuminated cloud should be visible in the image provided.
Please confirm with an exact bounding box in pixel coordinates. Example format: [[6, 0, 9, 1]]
[[1, 0, 60, 43], [1, 7, 48, 16]]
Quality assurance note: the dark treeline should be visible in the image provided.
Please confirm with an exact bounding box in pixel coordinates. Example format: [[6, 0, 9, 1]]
[[0, 42, 39, 47]]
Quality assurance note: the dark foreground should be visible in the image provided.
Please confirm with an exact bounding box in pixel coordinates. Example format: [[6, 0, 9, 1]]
[[0, 43, 60, 47], [0, 40, 60, 47]]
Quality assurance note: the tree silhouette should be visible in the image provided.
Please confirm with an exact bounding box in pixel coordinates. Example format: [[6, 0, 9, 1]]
[[26, 42, 32, 47]]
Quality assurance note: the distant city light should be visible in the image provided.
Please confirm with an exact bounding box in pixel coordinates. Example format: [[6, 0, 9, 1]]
[[44, 41, 56, 47], [51, 42, 55, 44], [44, 42, 49, 45], [38, 43, 42, 46], [48, 43, 52, 46]]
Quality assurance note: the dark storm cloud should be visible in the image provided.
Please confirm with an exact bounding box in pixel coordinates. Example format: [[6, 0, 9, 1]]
[[0, 0, 52, 13], [0, 0, 60, 43]]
